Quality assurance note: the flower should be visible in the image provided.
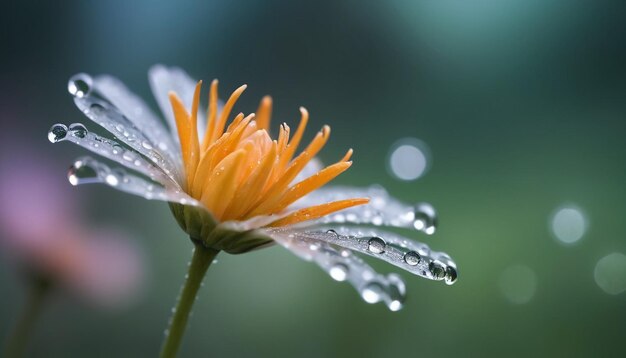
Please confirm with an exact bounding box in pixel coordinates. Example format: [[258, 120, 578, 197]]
[[0, 143, 144, 308], [49, 65, 457, 311]]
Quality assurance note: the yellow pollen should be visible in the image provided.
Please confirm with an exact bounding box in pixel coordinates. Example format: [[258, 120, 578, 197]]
[[168, 81, 368, 226]]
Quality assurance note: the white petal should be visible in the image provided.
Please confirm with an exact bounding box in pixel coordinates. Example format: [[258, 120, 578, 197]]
[[73, 95, 183, 182], [267, 226, 457, 285], [68, 156, 200, 206], [291, 185, 438, 235], [93, 75, 180, 162], [51, 123, 178, 188], [148, 65, 207, 143], [267, 228, 407, 311]]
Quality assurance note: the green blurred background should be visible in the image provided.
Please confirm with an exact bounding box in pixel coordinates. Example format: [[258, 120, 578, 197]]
[[2, 0, 626, 356]]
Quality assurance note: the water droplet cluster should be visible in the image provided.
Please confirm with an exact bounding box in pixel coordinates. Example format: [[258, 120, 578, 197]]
[[270, 224, 457, 311], [66, 156, 199, 206], [48, 122, 173, 186], [63, 73, 183, 184], [298, 186, 439, 235], [274, 229, 409, 311]]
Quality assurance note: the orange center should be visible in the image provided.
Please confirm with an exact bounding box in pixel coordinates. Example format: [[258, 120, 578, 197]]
[[168, 80, 368, 226]]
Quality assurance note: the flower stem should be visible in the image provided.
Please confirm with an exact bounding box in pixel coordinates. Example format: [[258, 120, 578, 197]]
[[4, 275, 52, 358], [160, 242, 219, 358]]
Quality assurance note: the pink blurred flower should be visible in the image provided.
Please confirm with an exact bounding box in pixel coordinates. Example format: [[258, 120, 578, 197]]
[[0, 143, 144, 308]]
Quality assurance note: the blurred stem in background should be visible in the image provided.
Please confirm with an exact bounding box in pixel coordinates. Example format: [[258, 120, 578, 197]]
[[4, 274, 52, 358], [160, 242, 219, 358]]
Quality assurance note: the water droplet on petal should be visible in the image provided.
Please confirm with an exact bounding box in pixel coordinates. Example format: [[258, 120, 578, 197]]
[[122, 151, 136, 162], [404, 251, 421, 266], [105, 173, 120, 186], [429, 260, 446, 280], [68, 123, 88, 138], [48, 123, 68, 143], [67, 160, 98, 186], [111, 144, 123, 155], [414, 202, 438, 235], [388, 300, 403, 311], [386, 274, 406, 311], [361, 282, 384, 303], [445, 266, 458, 285], [68, 73, 92, 98], [329, 263, 349, 282], [367, 237, 386, 254]]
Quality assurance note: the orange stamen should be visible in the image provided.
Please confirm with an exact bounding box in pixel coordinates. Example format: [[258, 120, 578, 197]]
[[268, 198, 370, 227], [255, 96, 272, 130], [209, 84, 247, 144], [270, 160, 353, 213], [169, 82, 367, 226], [201, 79, 219, 151]]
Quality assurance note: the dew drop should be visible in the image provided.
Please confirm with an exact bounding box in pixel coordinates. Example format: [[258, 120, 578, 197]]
[[141, 141, 153, 150], [329, 263, 349, 282], [403, 251, 421, 266], [48, 123, 68, 143], [68, 73, 92, 98], [413, 202, 438, 235], [429, 261, 446, 280], [105, 173, 119, 186], [388, 300, 403, 312], [111, 144, 123, 155], [444, 266, 458, 285], [361, 282, 384, 303], [387, 274, 406, 311], [367, 237, 386, 254], [89, 103, 104, 116], [122, 151, 136, 162], [68, 123, 88, 138], [67, 161, 98, 186]]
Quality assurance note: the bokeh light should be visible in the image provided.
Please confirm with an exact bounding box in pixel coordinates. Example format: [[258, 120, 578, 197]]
[[387, 138, 431, 181], [550, 205, 588, 244], [499, 265, 536, 304], [594, 252, 626, 295]]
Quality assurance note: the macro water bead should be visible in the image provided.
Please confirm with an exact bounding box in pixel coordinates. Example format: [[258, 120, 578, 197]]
[[49, 65, 458, 311]]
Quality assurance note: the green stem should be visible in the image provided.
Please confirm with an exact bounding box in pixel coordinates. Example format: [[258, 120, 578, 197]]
[[4, 276, 52, 358], [160, 242, 219, 358]]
